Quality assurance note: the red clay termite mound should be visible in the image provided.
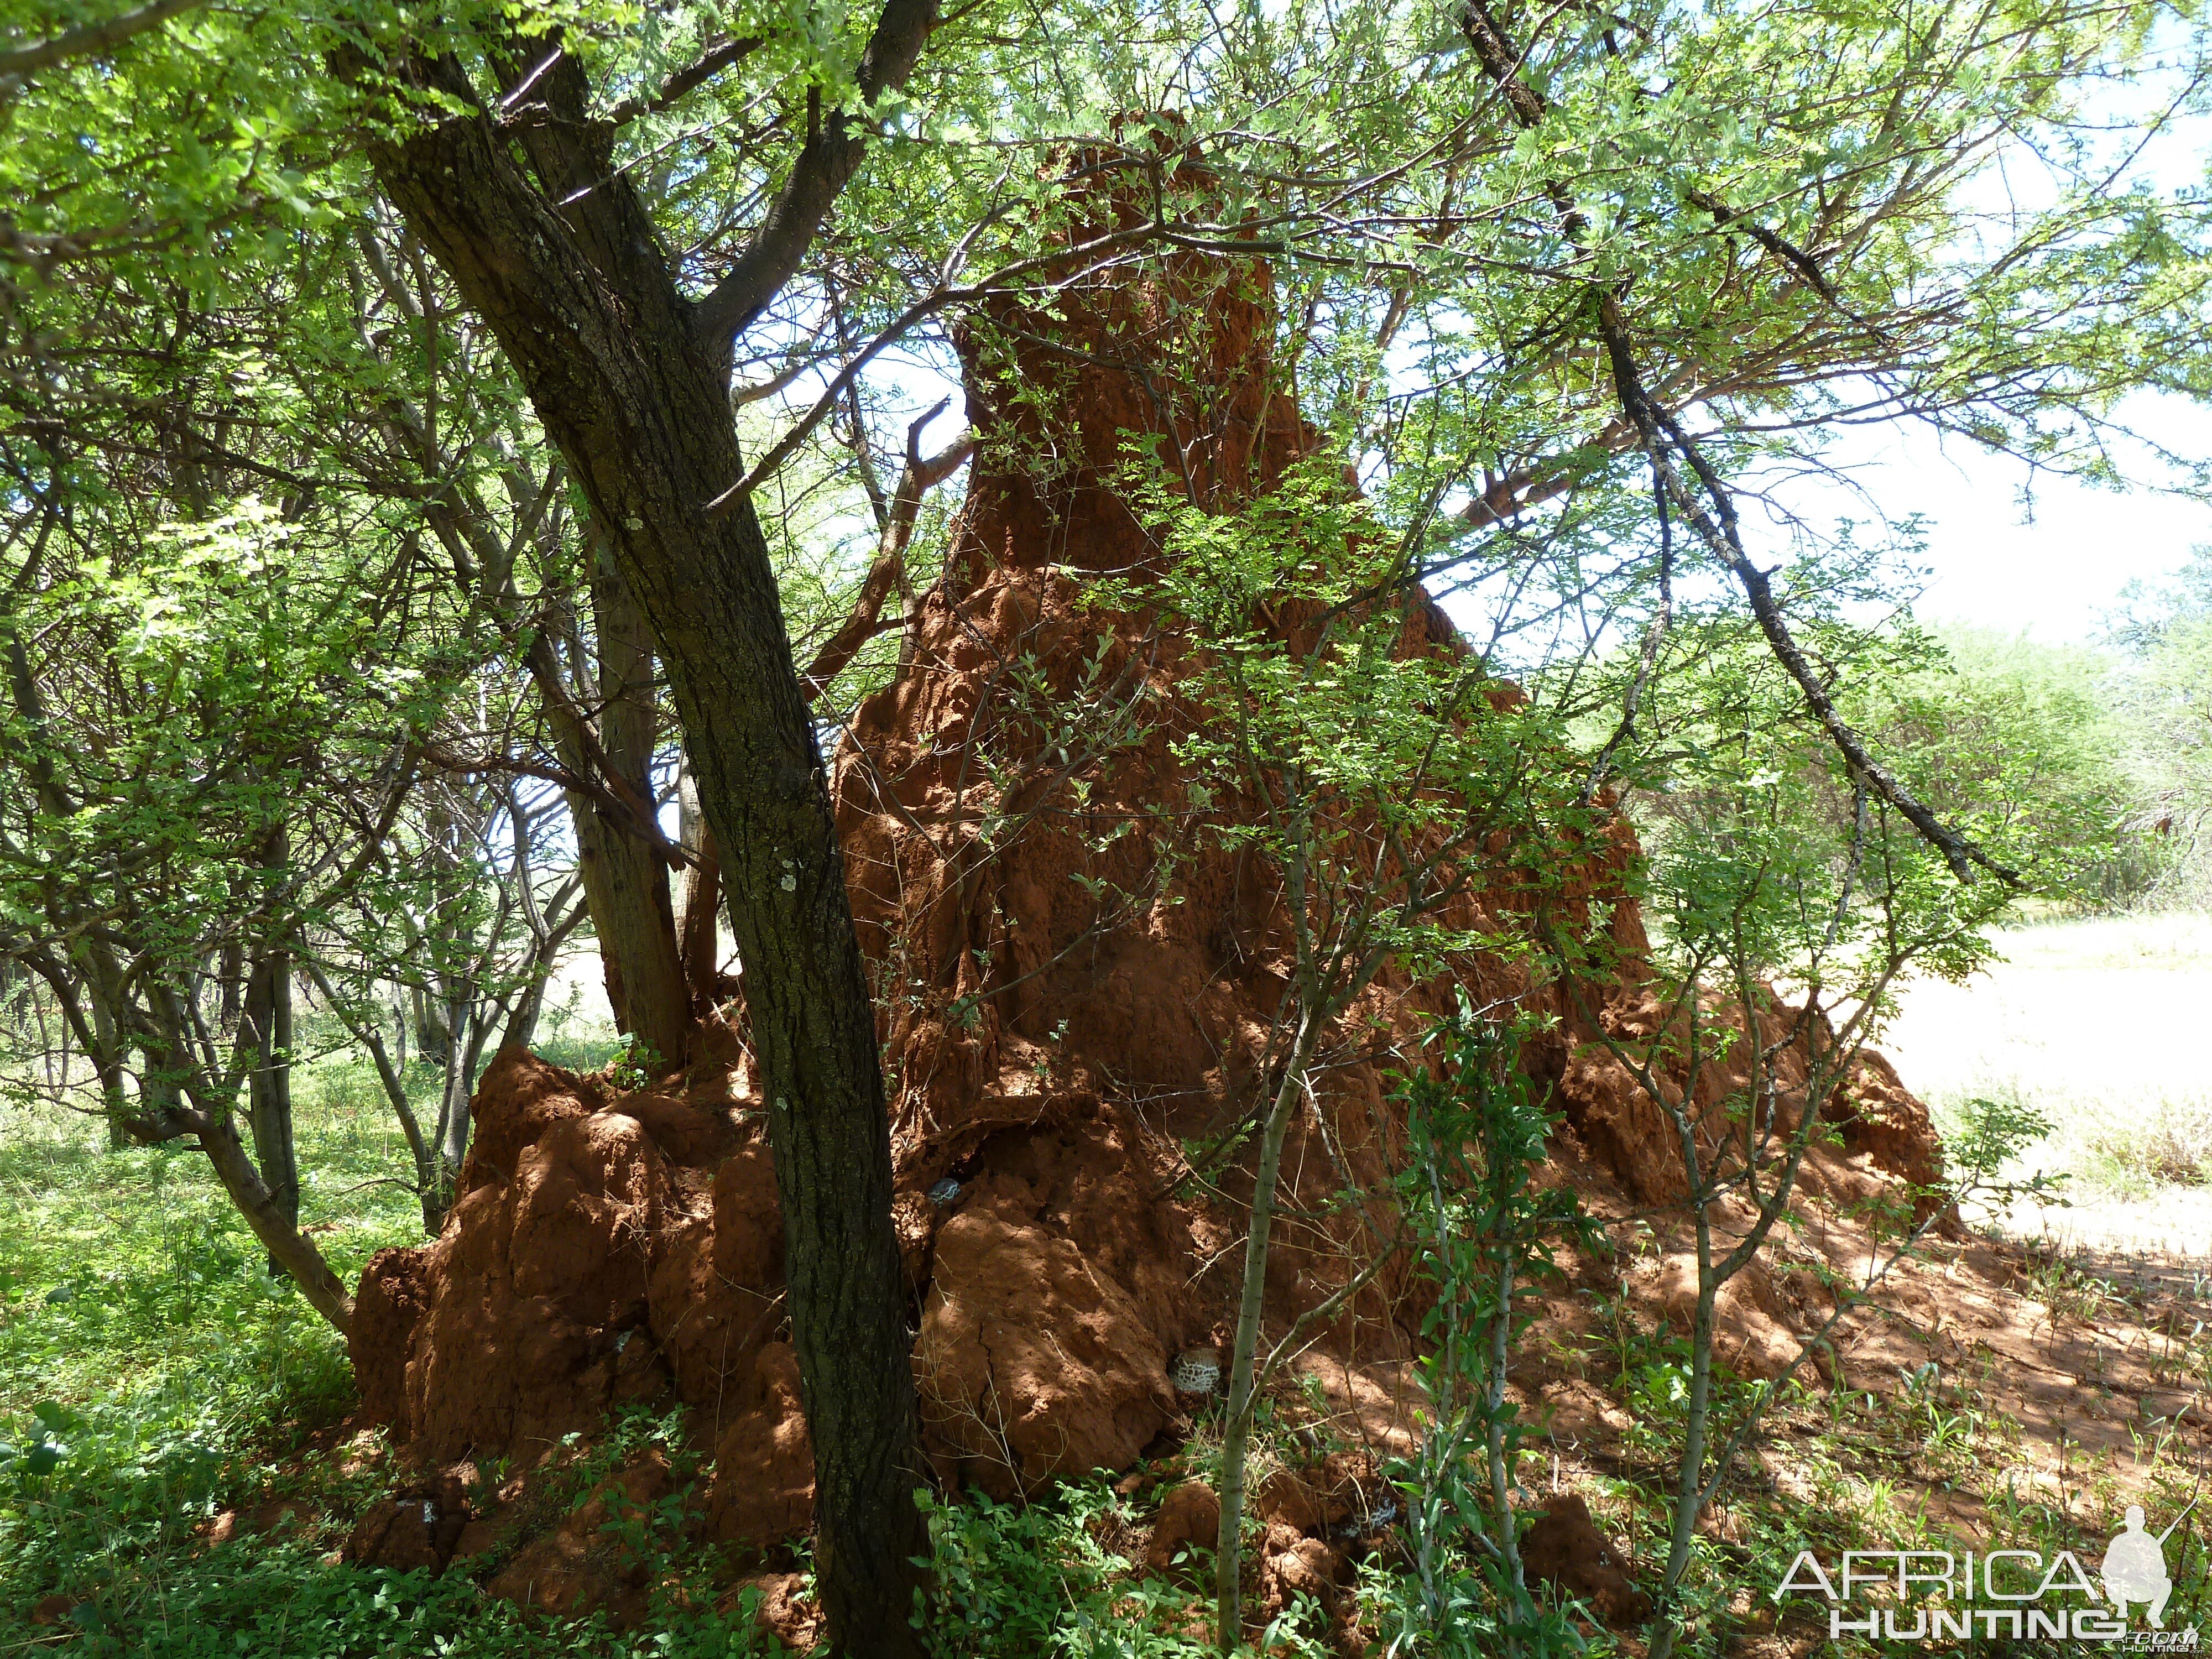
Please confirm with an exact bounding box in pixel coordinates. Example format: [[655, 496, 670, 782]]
[[1521, 1494, 1653, 1626], [347, 166, 1946, 1572], [349, 1045, 800, 1546]]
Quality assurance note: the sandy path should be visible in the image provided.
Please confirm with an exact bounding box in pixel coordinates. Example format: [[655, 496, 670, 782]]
[[1881, 912, 2212, 1259]]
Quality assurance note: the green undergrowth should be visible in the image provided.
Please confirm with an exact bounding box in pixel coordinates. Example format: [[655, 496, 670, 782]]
[[1, 1062, 409, 1651], [0, 1067, 776, 1656], [0, 1053, 1339, 1658], [17, 1043, 2204, 1657], [921, 1482, 1337, 1658], [11, 1545, 775, 1659]]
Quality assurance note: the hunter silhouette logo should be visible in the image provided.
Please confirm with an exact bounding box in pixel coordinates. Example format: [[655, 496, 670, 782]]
[[2105, 1504, 2190, 1629]]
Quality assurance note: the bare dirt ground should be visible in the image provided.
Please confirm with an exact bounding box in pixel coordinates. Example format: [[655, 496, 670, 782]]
[[1882, 911, 2212, 1260]]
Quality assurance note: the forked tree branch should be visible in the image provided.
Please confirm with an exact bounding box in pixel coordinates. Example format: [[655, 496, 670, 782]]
[[1593, 295, 2017, 884], [802, 399, 973, 693], [1458, 0, 2015, 886], [692, 0, 941, 345], [603, 34, 764, 128]]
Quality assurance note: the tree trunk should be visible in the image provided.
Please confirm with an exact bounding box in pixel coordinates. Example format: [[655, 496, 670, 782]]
[[566, 550, 691, 1070], [246, 947, 301, 1251], [439, 1000, 492, 1197], [1215, 1009, 1319, 1652], [679, 761, 725, 1010], [89, 990, 129, 1151], [147, 974, 349, 1329], [244, 822, 301, 1275], [411, 980, 451, 1070], [500, 969, 550, 1059], [424, 983, 483, 1220], [501, 899, 587, 1055], [135, 1044, 190, 1144], [1646, 1211, 1718, 1659], [217, 937, 244, 1034], [362, 47, 926, 1653], [196, 1106, 353, 1332]]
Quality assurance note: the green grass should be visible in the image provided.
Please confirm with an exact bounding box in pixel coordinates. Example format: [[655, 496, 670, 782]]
[[2, 1058, 442, 1651], [0, 1047, 785, 1657], [0, 1047, 1349, 1658]]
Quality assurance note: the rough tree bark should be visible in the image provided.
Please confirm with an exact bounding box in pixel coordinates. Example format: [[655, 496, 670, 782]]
[[195, 1100, 354, 1330], [243, 946, 300, 1238], [676, 760, 726, 1010], [347, 236, 696, 1063], [243, 825, 299, 1250], [565, 549, 692, 1068], [145, 970, 353, 1330], [350, 15, 937, 1650], [88, 990, 130, 1151]]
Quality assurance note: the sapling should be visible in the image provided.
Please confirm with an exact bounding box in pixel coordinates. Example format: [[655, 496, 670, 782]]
[[1551, 620, 2064, 1659], [1121, 461, 1592, 1652], [1382, 1006, 1598, 1658]]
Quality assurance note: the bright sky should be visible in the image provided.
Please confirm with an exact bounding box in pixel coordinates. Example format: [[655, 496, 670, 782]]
[[1747, 397, 2212, 645], [871, 370, 2212, 650], [1762, 60, 2212, 646], [859, 82, 2212, 651]]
